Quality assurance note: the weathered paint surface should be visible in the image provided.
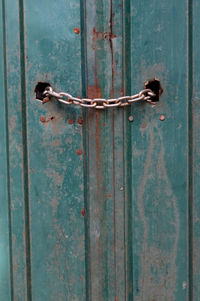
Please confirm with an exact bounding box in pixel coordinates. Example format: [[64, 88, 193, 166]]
[[0, 0, 198, 300]]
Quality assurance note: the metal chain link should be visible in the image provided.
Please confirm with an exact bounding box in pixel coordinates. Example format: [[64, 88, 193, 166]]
[[42, 86, 156, 109]]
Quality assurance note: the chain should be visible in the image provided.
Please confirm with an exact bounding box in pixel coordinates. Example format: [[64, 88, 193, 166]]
[[42, 86, 156, 109]]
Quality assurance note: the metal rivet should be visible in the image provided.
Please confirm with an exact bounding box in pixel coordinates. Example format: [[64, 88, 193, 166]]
[[159, 114, 165, 121], [128, 116, 134, 122], [74, 27, 80, 34], [76, 149, 83, 155]]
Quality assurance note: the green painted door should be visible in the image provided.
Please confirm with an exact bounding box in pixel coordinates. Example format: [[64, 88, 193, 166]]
[[0, 0, 199, 300]]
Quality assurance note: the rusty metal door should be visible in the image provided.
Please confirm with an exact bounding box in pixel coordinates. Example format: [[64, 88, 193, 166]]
[[1, 0, 199, 300]]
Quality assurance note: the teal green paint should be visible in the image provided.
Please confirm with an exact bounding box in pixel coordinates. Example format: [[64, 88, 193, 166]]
[[18, 0, 32, 299], [24, 0, 86, 300], [130, 0, 188, 299], [84, 0, 127, 300], [192, 0, 200, 299], [0, 1, 12, 300], [122, 1, 134, 300], [4, 0, 29, 298], [188, 0, 194, 299]]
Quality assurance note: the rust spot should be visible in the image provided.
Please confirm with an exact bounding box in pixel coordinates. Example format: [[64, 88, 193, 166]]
[[76, 149, 82, 155], [13, 264, 19, 272], [40, 115, 56, 123], [77, 117, 84, 125], [40, 116, 46, 123], [141, 123, 148, 129], [159, 114, 165, 121], [105, 194, 112, 198], [51, 140, 60, 146], [68, 119, 74, 124], [81, 208, 86, 217], [74, 27, 80, 34]]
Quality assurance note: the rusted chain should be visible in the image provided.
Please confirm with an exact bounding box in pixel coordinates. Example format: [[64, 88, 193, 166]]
[[42, 86, 156, 109]]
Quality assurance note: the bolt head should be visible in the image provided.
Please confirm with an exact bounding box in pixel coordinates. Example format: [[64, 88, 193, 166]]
[[128, 116, 134, 122], [159, 114, 165, 121]]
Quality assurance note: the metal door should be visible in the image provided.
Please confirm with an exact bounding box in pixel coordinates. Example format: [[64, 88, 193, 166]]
[[0, 0, 199, 300]]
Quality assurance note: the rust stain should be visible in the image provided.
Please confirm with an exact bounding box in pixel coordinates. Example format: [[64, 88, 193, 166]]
[[13, 264, 19, 272], [40, 115, 56, 123], [10, 117, 15, 130], [87, 85, 102, 99], [52, 198, 59, 208], [30, 168, 34, 174], [51, 197, 59, 216], [77, 116, 84, 125], [105, 193, 112, 198], [141, 123, 148, 129], [109, 1, 115, 98], [92, 27, 117, 43], [68, 118, 74, 124], [42, 97, 50, 104], [96, 111, 100, 171], [51, 140, 60, 147], [46, 169, 64, 187], [40, 115, 46, 123], [81, 208, 86, 217], [76, 149, 83, 155]]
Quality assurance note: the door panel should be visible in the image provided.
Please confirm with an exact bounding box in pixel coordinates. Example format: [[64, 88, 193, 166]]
[[0, 0, 197, 300], [129, 1, 188, 300], [2, 0, 30, 299], [0, 1, 11, 299], [25, 1, 86, 301], [84, 0, 126, 300]]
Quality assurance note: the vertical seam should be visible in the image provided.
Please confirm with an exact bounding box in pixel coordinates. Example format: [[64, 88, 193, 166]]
[[188, 0, 193, 299], [18, 0, 32, 300], [80, 0, 90, 299]]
